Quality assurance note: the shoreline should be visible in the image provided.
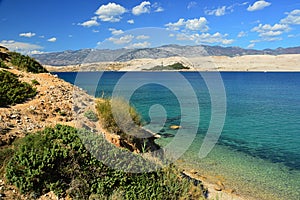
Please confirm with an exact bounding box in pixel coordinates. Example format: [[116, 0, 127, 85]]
[[43, 54, 300, 72]]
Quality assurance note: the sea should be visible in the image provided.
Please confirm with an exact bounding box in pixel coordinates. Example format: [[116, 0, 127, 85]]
[[54, 71, 300, 200]]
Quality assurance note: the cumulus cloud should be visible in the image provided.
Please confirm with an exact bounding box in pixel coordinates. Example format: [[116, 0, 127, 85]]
[[127, 19, 134, 24], [186, 17, 209, 31], [166, 17, 209, 32], [251, 23, 290, 38], [176, 32, 234, 45], [247, 0, 271, 12], [136, 35, 150, 40], [280, 9, 300, 25], [205, 6, 227, 16], [47, 37, 57, 42], [19, 32, 36, 38], [0, 40, 43, 54], [126, 41, 151, 49], [95, 2, 126, 22], [109, 28, 124, 35], [108, 35, 134, 45], [78, 19, 99, 27], [132, 1, 151, 15], [165, 18, 185, 30]]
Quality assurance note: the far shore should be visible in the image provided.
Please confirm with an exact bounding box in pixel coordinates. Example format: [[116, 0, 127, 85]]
[[44, 54, 300, 72]]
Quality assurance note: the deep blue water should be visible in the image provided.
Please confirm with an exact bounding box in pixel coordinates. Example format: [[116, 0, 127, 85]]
[[54, 71, 300, 199]]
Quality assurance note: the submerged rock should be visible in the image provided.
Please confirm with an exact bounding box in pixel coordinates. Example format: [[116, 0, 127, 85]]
[[170, 125, 181, 130]]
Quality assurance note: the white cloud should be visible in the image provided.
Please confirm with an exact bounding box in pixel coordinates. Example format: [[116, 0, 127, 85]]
[[280, 9, 300, 25], [30, 50, 44, 54], [78, 19, 99, 27], [136, 35, 150, 40], [127, 19, 134, 24], [108, 35, 134, 45], [259, 31, 283, 37], [95, 3, 126, 22], [152, 2, 164, 12], [0, 40, 43, 55], [19, 32, 36, 38], [247, 43, 255, 49], [165, 17, 209, 32], [205, 6, 227, 16], [185, 17, 209, 31], [176, 32, 234, 45], [247, 0, 271, 12], [47, 37, 57, 42], [187, 1, 197, 9], [251, 23, 290, 38], [238, 31, 247, 37], [127, 41, 151, 49], [132, 1, 151, 15], [154, 7, 164, 12], [92, 30, 99, 33], [109, 28, 124, 35], [165, 18, 185, 30]]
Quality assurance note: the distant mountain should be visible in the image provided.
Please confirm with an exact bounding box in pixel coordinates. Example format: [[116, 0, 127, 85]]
[[32, 45, 300, 66]]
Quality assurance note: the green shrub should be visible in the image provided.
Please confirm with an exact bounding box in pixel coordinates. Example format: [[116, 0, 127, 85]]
[[84, 110, 99, 122], [31, 79, 40, 85], [96, 98, 157, 152], [8, 52, 48, 73], [149, 62, 190, 71], [96, 98, 142, 135], [0, 70, 36, 107], [0, 60, 9, 69], [5, 125, 206, 199]]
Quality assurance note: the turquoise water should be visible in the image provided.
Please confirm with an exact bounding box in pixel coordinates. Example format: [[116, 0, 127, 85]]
[[55, 72, 300, 200]]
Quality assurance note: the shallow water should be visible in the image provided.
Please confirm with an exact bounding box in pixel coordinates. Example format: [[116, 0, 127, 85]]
[[55, 71, 300, 200]]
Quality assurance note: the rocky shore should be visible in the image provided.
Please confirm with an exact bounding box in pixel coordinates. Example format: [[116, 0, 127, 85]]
[[0, 68, 249, 200]]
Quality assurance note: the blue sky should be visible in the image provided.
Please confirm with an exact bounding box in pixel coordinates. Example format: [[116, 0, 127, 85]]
[[0, 0, 299, 54]]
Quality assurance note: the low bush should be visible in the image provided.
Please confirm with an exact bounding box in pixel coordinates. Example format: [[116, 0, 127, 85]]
[[84, 110, 99, 122], [31, 79, 40, 85], [95, 98, 158, 152], [5, 125, 205, 199], [149, 62, 190, 71], [0, 70, 36, 107], [9, 52, 48, 73], [0, 60, 9, 69]]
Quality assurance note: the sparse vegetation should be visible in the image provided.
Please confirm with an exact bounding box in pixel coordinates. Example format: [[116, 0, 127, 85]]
[[149, 62, 190, 71], [0, 59, 9, 69], [5, 124, 206, 199], [8, 52, 48, 73], [31, 79, 40, 85], [84, 110, 99, 122], [0, 70, 36, 107], [95, 98, 158, 152]]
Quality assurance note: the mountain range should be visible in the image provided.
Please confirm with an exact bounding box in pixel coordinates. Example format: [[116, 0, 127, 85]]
[[32, 45, 300, 66]]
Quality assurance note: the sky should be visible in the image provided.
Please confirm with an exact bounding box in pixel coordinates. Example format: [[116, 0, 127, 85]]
[[0, 0, 299, 54]]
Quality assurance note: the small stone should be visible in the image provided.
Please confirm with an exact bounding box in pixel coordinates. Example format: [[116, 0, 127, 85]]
[[216, 180, 225, 190], [170, 125, 181, 130], [214, 185, 222, 191]]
